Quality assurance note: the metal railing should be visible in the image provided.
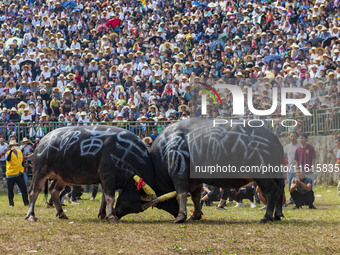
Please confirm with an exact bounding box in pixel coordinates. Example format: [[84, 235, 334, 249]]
[[1, 108, 339, 143], [283, 107, 340, 136], [0, 120, 178, 143]]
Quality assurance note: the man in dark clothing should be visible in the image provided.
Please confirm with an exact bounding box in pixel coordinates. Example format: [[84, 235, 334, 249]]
[[8, 108, 21, 122], [290, 170, 316, 209], [200, 184, 220, 207]]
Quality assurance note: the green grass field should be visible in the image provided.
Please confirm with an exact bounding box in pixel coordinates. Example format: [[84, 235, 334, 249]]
[[0, 186, 339, 254]]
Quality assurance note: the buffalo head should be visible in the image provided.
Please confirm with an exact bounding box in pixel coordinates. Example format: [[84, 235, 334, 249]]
[[115, 176, 179, 219], [115, 176, 157, 219]]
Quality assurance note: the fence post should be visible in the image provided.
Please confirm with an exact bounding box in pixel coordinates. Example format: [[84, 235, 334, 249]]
[[314, 110, 318, 136]]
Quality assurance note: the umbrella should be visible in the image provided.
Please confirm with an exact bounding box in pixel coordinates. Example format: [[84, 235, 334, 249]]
[[96, 23, 108, 32], [263, 55, 281, 64], [106, 18, 121, 29], [218, 33, 229, 42], [5, 37, 23, 49], [307, 37, 323, 46], [209, 40, 225, 52], [148, 36, 164, 44], [292, 47, 311, 59], [322, 36, 338, 47], [62, 1, 77, 9], [19, 60, 35, 69]]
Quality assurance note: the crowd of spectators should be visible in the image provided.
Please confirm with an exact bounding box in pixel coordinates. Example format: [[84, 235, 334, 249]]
[[0, 0, 339, 141]]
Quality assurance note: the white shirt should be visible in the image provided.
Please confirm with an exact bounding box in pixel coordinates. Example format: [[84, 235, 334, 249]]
[[0, 142, 8, 161], [284, 142, 300, 172], [143, 91, 152, 101], [21, 114, 32, 122]]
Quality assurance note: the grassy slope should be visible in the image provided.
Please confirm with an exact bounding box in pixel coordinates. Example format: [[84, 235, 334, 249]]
[[0, 187, 339, 255]]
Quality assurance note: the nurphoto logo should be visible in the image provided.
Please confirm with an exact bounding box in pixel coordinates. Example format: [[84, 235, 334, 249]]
[[201, 84, 311, 116]]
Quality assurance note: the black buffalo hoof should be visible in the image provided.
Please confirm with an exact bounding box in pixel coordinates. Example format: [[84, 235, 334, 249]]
[[26, 215, 39, 222], [98, 212, 106, 220], [259, 218, 268, 224], [274, 214, 284, 221], [259, 216, 274, 224], [174, 214, 186, 223], [58, 212, 69, 220], [106, 215, 119, 223], [188, 212, 203, 221]]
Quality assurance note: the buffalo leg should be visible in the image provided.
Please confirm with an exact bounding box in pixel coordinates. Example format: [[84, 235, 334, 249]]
[[49, 180, 68, 220], [101, 180, 119, 223], [104, 193, 119, 223], [188, 186, 203, 221], [274, 179, 285, 221], [25, 172, 48, 221], [274, 192, 284, 221], [261, 192, 276, 223], [174, 193, 188, 223], [257, 181, 277, 223], [98, 192, 106, 220]]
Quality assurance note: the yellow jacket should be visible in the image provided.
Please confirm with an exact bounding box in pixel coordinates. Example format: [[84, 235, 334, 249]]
[[6, 149, 24, 176]]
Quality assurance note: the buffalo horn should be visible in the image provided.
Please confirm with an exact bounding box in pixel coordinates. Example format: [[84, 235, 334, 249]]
[[133, 175, 157, 199], [141, 191, 177, 210]]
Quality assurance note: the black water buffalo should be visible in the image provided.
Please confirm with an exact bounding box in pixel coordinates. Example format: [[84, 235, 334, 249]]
[[115, 118, 285, 223], [25, 125, 154, 222]]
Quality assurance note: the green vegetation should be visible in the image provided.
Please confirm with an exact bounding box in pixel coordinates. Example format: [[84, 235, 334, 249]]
[[0, 187, 339, 254]]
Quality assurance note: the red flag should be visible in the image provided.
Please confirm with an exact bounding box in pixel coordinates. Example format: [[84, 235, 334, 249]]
[[106, 18, 121, 29], [251, 38, 257, 49]]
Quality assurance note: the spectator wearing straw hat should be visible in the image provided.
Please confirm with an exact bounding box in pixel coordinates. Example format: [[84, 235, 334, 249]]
[[5, 140, 29, 207], [21, 108, 32, 122], [9, 107, 20, 123]]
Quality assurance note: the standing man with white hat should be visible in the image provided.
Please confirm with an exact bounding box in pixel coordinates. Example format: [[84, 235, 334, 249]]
[[5, 140, 29, 207]]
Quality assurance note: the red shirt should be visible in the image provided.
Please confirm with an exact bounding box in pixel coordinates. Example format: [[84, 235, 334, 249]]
[[266, 13, 273, 22], [75, 75, 81, 84], [294, 144, 316, 172]]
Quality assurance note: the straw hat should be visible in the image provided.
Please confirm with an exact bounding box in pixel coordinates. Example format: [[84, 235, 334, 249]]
[[164, 42, 172, 48], [316, 47, 326, 54], [178, 104, 189, 111], [63, 88, 72, 94], [118, 54, 125, 59], [40, 113, 49, 119], [327, 72, 336, 79], [9, 140, 19, 147], [52, 87, 60, 92], [142, 137, 152, 143], [17, 101, 27, 108], [157, 116, 167, 121], [148, 105, 157, 111], [23, 108, 31, 113], [177, 52, 186, 58], [21, 137, 30, 143]]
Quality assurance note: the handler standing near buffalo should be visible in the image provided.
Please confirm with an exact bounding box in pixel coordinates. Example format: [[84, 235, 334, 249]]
[[6, 140, 29, 207]]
